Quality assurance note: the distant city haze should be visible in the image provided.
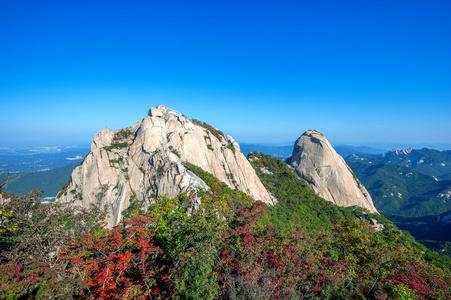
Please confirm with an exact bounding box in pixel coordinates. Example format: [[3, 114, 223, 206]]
[[1, 1, 450, 148]]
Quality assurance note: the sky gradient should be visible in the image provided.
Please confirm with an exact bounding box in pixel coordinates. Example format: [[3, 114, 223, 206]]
[[1, 1, 450, 148]]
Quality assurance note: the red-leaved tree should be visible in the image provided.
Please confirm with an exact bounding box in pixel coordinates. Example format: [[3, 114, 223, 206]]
[[63, 216, 165, 299], [219, 202, 323, 299]]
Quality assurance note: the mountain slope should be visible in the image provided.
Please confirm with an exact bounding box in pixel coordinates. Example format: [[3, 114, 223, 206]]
[[249, 152, 374, 232], [249, 152, 451, 270], [388, 210, 451, 243], [348, 162, 451, 217], [2, 164, 77, 198]]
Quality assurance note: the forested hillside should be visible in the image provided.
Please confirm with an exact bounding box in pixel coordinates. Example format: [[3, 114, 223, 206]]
[[388, 211, 451, 243], [348, 161, 451, 259], [1, 154, 450, 299], [1, 164, 77, 198], [348, 162, 451, 217]]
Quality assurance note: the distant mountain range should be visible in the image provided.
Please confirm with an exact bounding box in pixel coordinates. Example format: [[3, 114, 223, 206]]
[[239, 144, 293, 159], [346, 148, 451, 180], [333, 145, 387, 157], [348, 162, 451, 218], [239, 144, 386, 159], [347, 157, 451, 259]]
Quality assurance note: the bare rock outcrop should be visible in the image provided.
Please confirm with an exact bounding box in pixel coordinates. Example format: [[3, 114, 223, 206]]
[[289, 129, 378, 213], [56, 105, 275, 226]]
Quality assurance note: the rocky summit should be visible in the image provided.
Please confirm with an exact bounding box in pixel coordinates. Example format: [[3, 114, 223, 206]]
[[289, 129, 378, 213], [56, 105, 275, 226]]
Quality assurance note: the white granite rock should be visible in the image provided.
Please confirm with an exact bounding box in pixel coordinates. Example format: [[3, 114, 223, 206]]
[[289, 129, 378, 213], [57, 105, 275, 227]]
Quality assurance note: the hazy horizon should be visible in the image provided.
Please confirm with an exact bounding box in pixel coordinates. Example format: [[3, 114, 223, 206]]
[[1, 1, 450, 148], [2, 139, 451, 153]]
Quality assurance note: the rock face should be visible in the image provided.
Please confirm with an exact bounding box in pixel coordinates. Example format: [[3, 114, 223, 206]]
[[289, 129, 378, 213], [56, 105, 275, 226]]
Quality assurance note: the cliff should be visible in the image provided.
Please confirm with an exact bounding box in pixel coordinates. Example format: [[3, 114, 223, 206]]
[[56, 105, 275, 226], [289, 129, 378, 213]]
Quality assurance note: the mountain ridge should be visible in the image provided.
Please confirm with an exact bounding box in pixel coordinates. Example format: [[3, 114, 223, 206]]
[[346, 148, 451, 179], [348, 161, 451, 217], [56, 105, 275, 226]]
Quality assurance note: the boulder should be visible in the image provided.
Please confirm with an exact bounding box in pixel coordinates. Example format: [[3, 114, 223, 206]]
[[289, 129, 378, 213]]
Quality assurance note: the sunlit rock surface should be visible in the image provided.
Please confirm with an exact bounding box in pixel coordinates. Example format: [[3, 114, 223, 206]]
[[56, 105, 275, 226], [289, 129, 378, 213]]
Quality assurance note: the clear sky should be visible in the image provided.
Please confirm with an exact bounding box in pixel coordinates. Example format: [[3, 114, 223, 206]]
[[1, 0, 450, 148]]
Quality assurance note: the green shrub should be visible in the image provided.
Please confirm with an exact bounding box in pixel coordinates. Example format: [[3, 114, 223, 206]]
[[192, 119, 224, 140]]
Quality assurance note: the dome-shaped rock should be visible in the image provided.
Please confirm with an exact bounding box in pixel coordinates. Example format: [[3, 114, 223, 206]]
[[289, 129, 378, 213]]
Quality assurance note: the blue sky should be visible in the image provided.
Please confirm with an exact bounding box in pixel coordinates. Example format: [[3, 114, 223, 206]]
[[1, 0, 450, 148]]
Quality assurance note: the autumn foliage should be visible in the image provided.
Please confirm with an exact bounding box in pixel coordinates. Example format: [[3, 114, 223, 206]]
[[62, 216, 163, 299], [1, 156, 451, 299]]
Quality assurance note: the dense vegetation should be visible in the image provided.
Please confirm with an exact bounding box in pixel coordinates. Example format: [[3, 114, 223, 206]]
[[249, 153, 451, 270], [348, 162, 451, 218], [191, 119, 224, 140], [348, 161, 451, 260], [385, 211, 451, 263], [387, 212, 451, 243], [1, 154, 451, 299], [248, 152, 367, 233]]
